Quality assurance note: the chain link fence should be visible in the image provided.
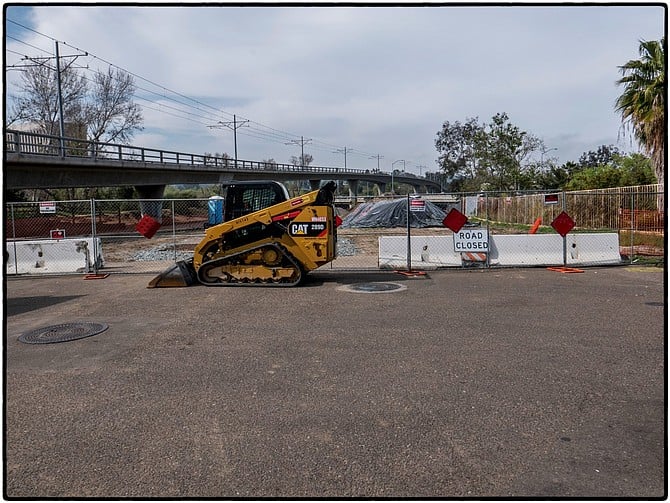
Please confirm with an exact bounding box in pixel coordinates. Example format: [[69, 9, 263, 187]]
[[5, 185, 664, 278], [472, 185, 663, 264]]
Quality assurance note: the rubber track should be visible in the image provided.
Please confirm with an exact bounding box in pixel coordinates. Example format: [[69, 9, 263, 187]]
[[196, 242, 303, 287]]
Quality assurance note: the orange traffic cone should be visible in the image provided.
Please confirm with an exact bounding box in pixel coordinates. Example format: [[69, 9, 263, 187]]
[[529, 217, 542, 234]]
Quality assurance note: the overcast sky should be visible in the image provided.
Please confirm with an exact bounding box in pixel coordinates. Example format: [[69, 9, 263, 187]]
[[4, 4, 665, 175]]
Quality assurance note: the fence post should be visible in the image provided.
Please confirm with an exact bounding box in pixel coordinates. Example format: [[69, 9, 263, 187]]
[[172, 200, 177, 262], [561, 191, 568, 267], [629, 189, 635, 264], [9, 204, 18, 275], [485, 193, 490, 268], [91, 198, 99, 274], [406, 194, 411, 271]]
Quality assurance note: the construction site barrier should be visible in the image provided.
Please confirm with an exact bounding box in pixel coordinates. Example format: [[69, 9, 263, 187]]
[[379, 233, 621, 269], [6, 238, 104, 275], [379, 235, 461, 269], [4, 187, 660, 277], [488, 234, 620, 266]]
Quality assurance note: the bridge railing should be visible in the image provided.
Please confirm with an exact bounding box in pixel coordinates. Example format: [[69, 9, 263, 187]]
[[5, 129, 367, 176]]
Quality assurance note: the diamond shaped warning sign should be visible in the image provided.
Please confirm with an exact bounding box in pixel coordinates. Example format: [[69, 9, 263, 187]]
[[136, 214, 161, 239], [443, 209, 468, 233], [551, 211, 575, 237]]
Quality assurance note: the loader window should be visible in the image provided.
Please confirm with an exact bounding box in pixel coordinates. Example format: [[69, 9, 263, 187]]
[[226, 185, 285, 220], [242, 187, 279, 212]]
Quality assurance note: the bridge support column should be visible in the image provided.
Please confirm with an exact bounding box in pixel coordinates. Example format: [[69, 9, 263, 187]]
[[135, 184, 166, 223], [347, 179, 358, 208], [376, 182, 386, 195], [309, 179, 321, 191]]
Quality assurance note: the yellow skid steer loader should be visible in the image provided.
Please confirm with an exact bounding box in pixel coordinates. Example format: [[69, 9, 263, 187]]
[[148, 181, 339, 287]]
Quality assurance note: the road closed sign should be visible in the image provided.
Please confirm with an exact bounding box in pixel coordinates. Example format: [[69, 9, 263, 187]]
[[453, 228, 489, 252]]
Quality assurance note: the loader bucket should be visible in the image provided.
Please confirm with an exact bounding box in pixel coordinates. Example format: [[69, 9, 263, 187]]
[[147, 259, 198, 288]]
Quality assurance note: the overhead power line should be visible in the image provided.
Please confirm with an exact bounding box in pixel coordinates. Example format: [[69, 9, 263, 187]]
[[4, 17, 428, 171], [285, 136, 312, 167], [208, 115, 250, 161]]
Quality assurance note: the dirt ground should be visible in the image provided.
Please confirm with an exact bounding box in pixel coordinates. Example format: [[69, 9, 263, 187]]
[[100, 225, 663, 266], [98, 227, 455, 263]]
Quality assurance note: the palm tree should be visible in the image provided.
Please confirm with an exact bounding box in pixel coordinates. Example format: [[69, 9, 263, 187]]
[[615, 38, 665, 208]]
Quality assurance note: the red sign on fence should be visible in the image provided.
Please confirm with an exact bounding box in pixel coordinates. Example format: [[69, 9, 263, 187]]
[[551, 211, 575, 237], [443, 208, 468, 233]]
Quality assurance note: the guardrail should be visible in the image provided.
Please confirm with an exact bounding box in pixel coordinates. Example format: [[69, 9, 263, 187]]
[[4, 129, 367, 176]]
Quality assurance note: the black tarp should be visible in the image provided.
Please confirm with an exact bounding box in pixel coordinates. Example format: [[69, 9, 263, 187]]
[[341, 198, 446, 228]]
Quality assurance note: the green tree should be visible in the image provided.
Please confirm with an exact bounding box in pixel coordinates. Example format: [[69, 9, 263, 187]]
[[615, 38, 665, 201], [435, 113, 544, 192], [578, 145, 622, 169], [536, 161, 579, 190], [564, 153, 655, 190], [434, 117, 483, 190], [475, 113, 543, 191]]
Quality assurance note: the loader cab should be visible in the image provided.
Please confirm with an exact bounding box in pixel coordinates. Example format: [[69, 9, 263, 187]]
[[223, 181, 290, 221]]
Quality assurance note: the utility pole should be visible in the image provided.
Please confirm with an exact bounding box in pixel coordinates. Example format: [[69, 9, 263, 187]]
[[9, 41, 87, 156], [208, 114, 249, 164], [54, 41, 66, 156], [369, 154, 384, 172], [334, 146, 352, 169], [285, 136, 312, 167]]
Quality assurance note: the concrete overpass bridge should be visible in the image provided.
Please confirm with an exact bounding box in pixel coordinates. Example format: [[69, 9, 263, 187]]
[[5, 130, 441, 204]]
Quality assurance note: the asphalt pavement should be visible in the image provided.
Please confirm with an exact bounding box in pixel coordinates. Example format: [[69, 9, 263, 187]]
[[4, 266, 666, 498]]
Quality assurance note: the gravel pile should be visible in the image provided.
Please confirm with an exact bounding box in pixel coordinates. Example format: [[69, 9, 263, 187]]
[[337, 238, 358, 256], [131, 238, 359, 261], [132, 245, 192, 262]]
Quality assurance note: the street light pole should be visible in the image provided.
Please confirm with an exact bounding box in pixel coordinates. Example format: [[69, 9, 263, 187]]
[[541, 147, 558, 166]]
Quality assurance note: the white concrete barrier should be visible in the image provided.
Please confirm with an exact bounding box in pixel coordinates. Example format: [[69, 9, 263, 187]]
[[379, 233, 621, 269], [6, 238, 104, 275], [378, 235, 461, 269], [565, 233, 622, 266], [488, 235, 563, 266]]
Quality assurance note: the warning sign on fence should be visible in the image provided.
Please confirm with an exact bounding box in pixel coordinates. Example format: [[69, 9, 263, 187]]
[[409, 198, 426, 212], [39, 202, 56, 214]]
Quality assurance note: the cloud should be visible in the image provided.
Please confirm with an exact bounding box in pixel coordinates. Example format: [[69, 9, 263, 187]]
[[5, 4, 664, 171]]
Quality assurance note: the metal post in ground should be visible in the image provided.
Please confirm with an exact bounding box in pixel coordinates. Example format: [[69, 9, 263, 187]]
[[406, 194, 411, 271], [90, 198, 98, 274], [485, 192, 491, 268], [630, 190, 635, 264], [172, 200, 177, 262], [10, 204, 18, 275], [561, 191, 567, 267]]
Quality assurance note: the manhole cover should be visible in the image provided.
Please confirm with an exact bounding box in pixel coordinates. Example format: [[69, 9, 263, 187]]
[[338, 282, 407, 294], [18, 322, 109, 344]]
